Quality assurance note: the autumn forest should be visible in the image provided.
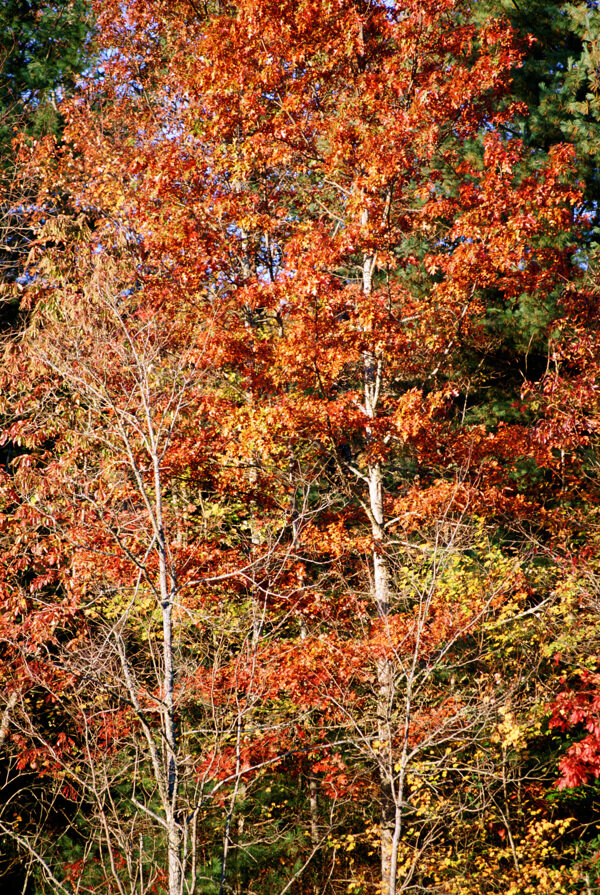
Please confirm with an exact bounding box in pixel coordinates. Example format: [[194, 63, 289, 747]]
[[2, 1, 600, 893]]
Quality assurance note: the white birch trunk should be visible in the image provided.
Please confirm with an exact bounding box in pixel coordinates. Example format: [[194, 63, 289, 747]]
[[155, 459, 182, 895], [362, 228, 400, 895]]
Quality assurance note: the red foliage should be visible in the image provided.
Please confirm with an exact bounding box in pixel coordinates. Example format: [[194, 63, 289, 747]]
[[550, 671, 600, 789]]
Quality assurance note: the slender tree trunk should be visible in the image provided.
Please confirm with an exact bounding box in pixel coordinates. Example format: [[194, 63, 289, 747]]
[[161, 584, 182, 895], [309, 774, 320, 895], [155, 452, 182, 895], [163, 592, 182, 895], [0, 691, 18, 748], [363, 229, 398, 895], [367, 444, 397, 895]]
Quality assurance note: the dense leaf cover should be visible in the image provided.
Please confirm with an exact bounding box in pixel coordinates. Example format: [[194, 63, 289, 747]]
[[1, 1, 600, 894]]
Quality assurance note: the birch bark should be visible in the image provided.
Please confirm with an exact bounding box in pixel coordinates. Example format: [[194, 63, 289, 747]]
[[362, 234, 400, 895]]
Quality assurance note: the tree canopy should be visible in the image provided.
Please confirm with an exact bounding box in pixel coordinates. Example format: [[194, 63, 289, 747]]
[[1, 2, 600, 894]]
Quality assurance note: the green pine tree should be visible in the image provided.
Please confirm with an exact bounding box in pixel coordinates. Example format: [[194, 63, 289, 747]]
[[481, 0, 600, 241], [0, 0, 90, 152]]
